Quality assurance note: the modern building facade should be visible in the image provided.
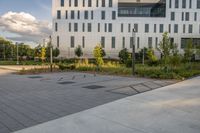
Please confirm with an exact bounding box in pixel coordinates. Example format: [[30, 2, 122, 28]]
[[52, 0, 200, 58]]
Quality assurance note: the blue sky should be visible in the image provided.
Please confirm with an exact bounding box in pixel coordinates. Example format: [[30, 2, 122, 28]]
[[0, 0, 52, 46], [0, 0, 51, 20]]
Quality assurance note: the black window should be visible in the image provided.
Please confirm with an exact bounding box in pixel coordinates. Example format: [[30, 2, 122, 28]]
[[130, 37, 134, 48], [185, 12, 189, 21], [169, 24, 171, 33], [70, 36, 74, 48], [137, 37, 140, 49], [160, 24, 164, 33], [174, 24, 178, 33], [145, 24, 149, 33], [175, 0, 179, 8], [112, 11, 116, 20], [91, 11, 93, 19], [88, 23, 92, 32], [74, 23, 78, 32], [154, 24, 157, 33], [122, 37, 125, 48], [169, 0, 172, 8], [96, 0, 99, 7], [155, 37, 158, 48], [57, 36, 59, 48], [88, 0, 92, 7], [197, 0, 200, 8], [74, 0, 78, 7], [189, 24, 193, 33], [82, 23, 85, 32], [128, 24, 131, 32], [84, 11, 88, 19], [98, 23, 100, 32], [77, 11, 80, 19], [83, 0, 85, 7], [111, 37, 115, 48], [148, 37, 152, 48], [101, 11, 105, 20], [109, 0, 113, 7], [182, 12, 184, 21], [61, 0, 64, 7], [134, 24, 138, 32], [82, 36, 85, 48], [101, 37, 105, 48], [108, 23, 112, 32], [69, 23, 71, 32], [69, 0, 71, 7], [57, 10, 61, 19], [104, 23, 107, 32], [171, 12, 175, 21], [194, 12, 197, 21], [182, 0, 186, 8], [189, 0, 192, 8], [71, 10, 75, 19], [102, 0, 105, 7], [66, 11, 68, 19], [183, 24, 186, 33], [121, 23, 123, 32], [55, 22, 58, 32]]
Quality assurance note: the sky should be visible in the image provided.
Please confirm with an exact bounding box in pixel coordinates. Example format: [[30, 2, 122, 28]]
[[0, 0, 52, 47]]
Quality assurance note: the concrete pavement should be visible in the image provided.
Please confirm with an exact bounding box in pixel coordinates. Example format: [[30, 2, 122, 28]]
[[14, 76, 200, 133]]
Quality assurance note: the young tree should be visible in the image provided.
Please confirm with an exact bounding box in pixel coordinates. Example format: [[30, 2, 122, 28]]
[[184, 39, 194, 62], [93, 44, 104, 67], [74, 45, 83, 58], [53, 48, 60, 57], [147, 49, 158, 66], [158, 32, 171, 67], [118, 48, 129, 64], [41, 47, 46, 62]]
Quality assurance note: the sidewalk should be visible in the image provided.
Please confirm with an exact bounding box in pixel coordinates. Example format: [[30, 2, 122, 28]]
[[15, 76, 200, 133]]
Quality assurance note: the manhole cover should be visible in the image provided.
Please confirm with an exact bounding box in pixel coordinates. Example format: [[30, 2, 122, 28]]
[[58, 81, 75, 85], [28, 76, 43, 79], [83, 85, 105, 89]]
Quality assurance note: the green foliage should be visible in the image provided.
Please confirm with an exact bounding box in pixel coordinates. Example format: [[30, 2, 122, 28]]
[[74, 45, 83, 58], [41, 47, 46, 61], [118, 48, 130, 64], [158, 32, 171, 66], [184, 39, 194, 62], [53, 48, 60, 57], [146, 49, 158, 66], [93, 44, 104, 67]]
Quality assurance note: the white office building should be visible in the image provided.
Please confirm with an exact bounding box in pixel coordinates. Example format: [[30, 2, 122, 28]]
[[52, 0, 200, 58]]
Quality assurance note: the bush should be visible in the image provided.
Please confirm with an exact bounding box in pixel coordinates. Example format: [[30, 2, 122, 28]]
[[58, 63, 76, 70], [118, 48, 130, 64]]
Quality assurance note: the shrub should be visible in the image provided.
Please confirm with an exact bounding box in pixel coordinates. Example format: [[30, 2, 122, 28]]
[[93, 44, 104, 67], [118, 48, 130, 64]]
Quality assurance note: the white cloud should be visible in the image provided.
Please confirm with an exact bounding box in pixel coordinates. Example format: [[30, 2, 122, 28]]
[[0, 11, 51, 43]]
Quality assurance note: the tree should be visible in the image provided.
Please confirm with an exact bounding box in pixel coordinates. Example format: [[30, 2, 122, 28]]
[[74, 45, 83, 58], [184, 39, 194, 62], [147, 49, 158, 66], [93, 44, 104, 67], [118, 48, 129, 64], [158, 32, 171, 66], [34, 45, 42, 57], [53, 48, 60, 57], [41, 47, 46, 62], [101, 48, 106, 57]]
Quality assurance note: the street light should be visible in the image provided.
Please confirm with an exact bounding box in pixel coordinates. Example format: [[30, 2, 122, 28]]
[[16, 42, 19, 65], [49, 36, 53, 72], [132, 28, 136, 75]]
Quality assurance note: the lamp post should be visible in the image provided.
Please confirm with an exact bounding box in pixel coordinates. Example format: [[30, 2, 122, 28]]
[[49, 36, 53, 72], [132, 28, 136, 75], [16, 42, 19, 65], [143, 47, 145, 65]]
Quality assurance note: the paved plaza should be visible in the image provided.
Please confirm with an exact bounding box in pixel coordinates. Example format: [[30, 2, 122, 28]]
[[15, 76, 200, 133], [0, 68, 177, 133]]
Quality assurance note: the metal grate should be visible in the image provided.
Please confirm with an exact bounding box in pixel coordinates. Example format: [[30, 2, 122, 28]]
[[83, 85, 105, 89], [58, 81, 75, 85], [28, 76, 43, 79]]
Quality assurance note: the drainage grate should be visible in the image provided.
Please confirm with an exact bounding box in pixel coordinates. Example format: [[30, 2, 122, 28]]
[[83, 85, 105, 89], [28, 76, 43, 79], [58, 81, 75, 85]]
